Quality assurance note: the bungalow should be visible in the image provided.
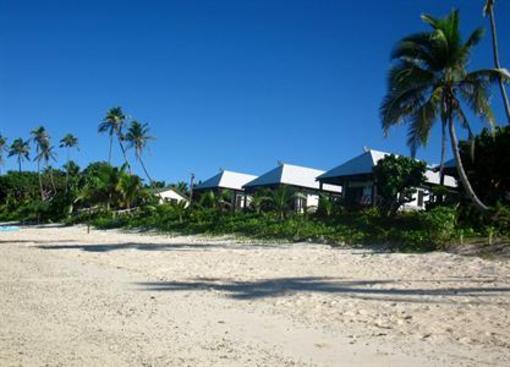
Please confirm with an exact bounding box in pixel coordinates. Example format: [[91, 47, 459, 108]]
[[154, 187, 190, 206], [316, 149, 457, 210], [243, 162, 342, 212], [193, 169, 257, 209]]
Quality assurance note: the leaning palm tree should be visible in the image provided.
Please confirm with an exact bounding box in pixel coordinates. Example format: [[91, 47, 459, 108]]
[[31, 126, 49, 199], [0, 134, 7, 174], [59, 133, 79, 191], [8, 138, 30, 172], [483, 0, 510, 123], [125, 120, 155, 184], [98, 106, 130, 169], [380, 10, 509, 211]]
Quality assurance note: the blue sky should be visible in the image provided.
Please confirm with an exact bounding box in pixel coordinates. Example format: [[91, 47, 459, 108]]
[[0, 0, 509, 183]]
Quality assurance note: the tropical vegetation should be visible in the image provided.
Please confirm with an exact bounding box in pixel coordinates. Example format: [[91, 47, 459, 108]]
[[0, 7, 509, 253]]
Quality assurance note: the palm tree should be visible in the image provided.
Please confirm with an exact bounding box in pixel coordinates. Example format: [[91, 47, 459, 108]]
[[125, 120, 155, 184], [35, 140, 58, 193], [59, 133, 79, 191], [483, 0, 510, 123], [0, 134, 7, 174], [98, 106, 130, 169], [249, 190, 270, 214], [8, 138, 30, 172], [31, 126, 49, 199], [117, 171, 143, 209], [380, 10, 509, 211], [268, 186, 295, 220]]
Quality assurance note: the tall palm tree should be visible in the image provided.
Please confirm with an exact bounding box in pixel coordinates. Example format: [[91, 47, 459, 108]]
[[125, 120, 155, 184], [59, 133, 79, 191], [31, 126, 49, 199], [98, 106, 130, 169], [0, 134, 7, 174], [35, 140, 57, 194], [483, 0, 510, 123], [380, 10, 509, 211], [8, 138, 30, 172]]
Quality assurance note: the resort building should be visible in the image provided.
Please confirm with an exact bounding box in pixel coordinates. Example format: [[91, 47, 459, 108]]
[[243, 162, 342, 212], [154, 187, 190, 206], [316, 149, 457, 210], [193, 169, 258, 209]]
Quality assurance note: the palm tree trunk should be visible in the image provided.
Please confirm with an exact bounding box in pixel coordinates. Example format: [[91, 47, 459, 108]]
[[37, 161, 44, 201], [118, 138, 131, 172], [108, 134, 113, 164], [439, 120, 447, 185], [47, 163, 57, 194], [139, 157, 153, 184], [18, 156, 21, 172], [65, 148, 70, 193], [448, 116, 488, 211], [139, 156, 161, 200], [488, 5, 510, 123]]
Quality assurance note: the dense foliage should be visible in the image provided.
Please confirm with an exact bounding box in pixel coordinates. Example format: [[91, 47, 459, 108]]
[[458, 126, 510, 206], [373, 154, 427, 216]]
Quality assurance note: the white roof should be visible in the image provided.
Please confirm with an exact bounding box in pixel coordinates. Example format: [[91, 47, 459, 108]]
[[194, 170, 257, 191], [244, 163, 342, 193], [318, 149, 389, 179], [157, 187, 189, 201], [318, 149, 457, 188], [424, 170, 457, 188]]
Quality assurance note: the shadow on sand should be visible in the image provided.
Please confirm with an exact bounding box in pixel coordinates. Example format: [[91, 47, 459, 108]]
[[36, 241, 275, 252], [135, 276, 510, 304]]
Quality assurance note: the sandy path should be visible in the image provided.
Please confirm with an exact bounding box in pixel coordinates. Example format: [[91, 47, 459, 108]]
[[1, 225, 509, 366]]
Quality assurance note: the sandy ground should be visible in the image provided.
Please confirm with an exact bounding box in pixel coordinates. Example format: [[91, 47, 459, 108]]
[[1, 225, 509, 366]]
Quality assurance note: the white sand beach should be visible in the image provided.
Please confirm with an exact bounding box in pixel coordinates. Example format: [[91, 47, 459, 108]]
[[1, 224, 509, 366]]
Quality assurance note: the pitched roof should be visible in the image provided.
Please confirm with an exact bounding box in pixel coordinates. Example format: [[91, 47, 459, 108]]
[[318, 149, 389, 180], [244, 163, 342, 193], [194, 170, 257, 191], [318, 149, 457, 188], [152, 187, 189, 200]]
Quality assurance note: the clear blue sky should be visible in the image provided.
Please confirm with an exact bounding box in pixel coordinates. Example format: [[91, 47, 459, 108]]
[[1, 0, 509, 183]]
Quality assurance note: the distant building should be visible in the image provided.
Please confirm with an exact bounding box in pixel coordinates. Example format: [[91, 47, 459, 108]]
[[154, 187, 190, 206], [317, 149, 457, 210], [193, 170, 258, 209], [243, 162, 342, 212]]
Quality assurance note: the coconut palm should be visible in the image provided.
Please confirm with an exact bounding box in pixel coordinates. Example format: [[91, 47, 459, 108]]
[[59, 133, 79, 191], [8, 138, 30, 172], [125, 120, 155, 185], [31, 126, 50, 199], [0, 134, 7, 174], [380, 10, 510, 211], [98, 106, 130, 168], [35, 140, 58, 194], [483, 0, 510, 123]]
